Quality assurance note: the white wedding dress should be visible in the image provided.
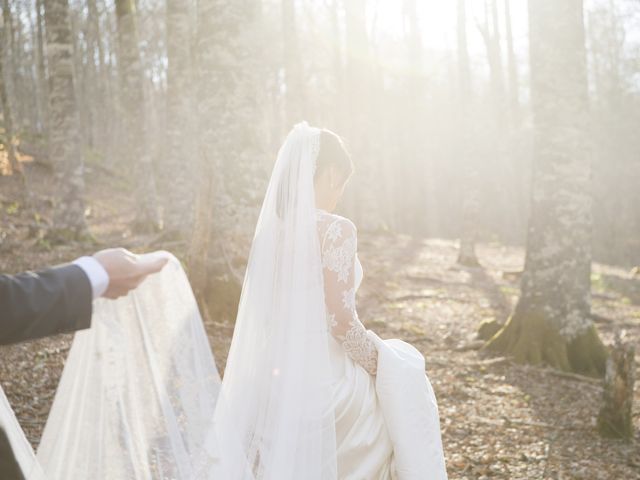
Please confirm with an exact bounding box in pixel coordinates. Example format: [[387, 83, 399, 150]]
[[0, 122, 447, 480]]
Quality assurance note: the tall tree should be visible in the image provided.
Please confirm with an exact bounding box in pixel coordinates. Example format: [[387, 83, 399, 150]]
[[456, 0, 480, 266], [477, 0, 506, 122], [486, 0, 608, 376], [115, 0, 160, 232], [44, 0, 87, 238], [35, 0, 49, 136], [343, 0, 380, 229], [164, 0, 194, 235], [503, 0, 520, 124], [0, 0, 20, 176], [281, 0, 305, 128], [189, 0, 264, 294]]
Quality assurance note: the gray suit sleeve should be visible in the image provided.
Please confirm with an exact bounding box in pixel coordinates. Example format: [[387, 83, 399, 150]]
[[0, 264, 93, 345]]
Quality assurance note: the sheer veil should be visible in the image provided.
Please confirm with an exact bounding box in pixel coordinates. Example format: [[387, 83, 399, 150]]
[[0, 253, 222, 480], [202, 121, 337, 479]]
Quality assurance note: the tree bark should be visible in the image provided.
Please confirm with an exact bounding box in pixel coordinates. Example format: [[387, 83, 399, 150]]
[[281, 0, 305, 128], [189, 0, 264, 294], [0, 0, 21, 176], [503, 0, 520, 125], [485, 0, 608, 376], [44, 0, 88, 239], [597, 335, 635, 439], [35, 0, 49, 136], [456, 0, 480, 267], [343, 0, 380, 229], [164, 0, 194, 235], [115, 0, 160, 232]]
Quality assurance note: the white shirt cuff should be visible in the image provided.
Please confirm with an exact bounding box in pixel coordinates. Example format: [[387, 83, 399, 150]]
[[73, 256, 110, 299]]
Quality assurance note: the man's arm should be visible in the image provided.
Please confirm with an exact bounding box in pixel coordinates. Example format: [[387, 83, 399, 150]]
[[0, 264, 93, 345], [0, 249, 169, 346]]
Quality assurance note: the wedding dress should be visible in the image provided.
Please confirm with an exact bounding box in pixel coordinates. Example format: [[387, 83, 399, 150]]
[[0, 122, 447, 480]]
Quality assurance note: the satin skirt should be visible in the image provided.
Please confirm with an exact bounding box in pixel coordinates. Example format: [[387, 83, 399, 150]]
[[330, 339, 394, 480]]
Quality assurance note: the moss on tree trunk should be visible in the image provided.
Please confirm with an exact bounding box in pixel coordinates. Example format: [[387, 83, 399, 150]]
[[484, 308, 608, 377]]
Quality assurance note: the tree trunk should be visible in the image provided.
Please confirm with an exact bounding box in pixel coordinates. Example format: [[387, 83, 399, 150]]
[[485, 0, 608, 376], [189, 0, 264, 294], [115, 0, 160, 232], [343, 0, 379, 229], [330, 0, 343, 131], [456, 0, 480, 267], [597, 335, 635, 439], [281, 0, 305, 128], [503, 0, 520, 125], [35, 0, 49, 136], [0, 0, 21, 176], [44, 0, 88, 239], [164, 0, 194, 235]]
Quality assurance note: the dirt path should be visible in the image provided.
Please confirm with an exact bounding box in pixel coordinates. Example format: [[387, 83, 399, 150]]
[[1, 166, 638, 479]]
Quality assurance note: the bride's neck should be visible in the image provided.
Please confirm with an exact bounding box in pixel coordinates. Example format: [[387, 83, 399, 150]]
[[315, 191, 333, 212]]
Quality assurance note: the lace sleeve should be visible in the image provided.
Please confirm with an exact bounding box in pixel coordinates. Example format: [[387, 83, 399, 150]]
[[321, 218, 378, 375]]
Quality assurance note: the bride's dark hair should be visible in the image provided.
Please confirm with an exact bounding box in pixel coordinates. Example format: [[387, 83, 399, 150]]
[[276, 128, 352, 219], [314, 130, 354, 183]]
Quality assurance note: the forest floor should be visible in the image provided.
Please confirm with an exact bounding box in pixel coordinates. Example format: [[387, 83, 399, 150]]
[[0, 157, 639, 480]]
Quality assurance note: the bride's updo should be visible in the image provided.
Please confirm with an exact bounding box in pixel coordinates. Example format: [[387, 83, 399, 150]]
[[315, 130, 354, 185]]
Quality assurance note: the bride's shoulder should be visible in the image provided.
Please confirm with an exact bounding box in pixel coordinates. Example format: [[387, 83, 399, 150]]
[[316, 210, 357, 237]]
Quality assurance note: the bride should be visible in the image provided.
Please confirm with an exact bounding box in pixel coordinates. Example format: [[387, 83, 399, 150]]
[[0, 122, 446, 480], [202, 122, 447, 479]]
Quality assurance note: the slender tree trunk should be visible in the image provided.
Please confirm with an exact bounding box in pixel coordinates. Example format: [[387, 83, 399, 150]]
[[456, 0, 480, 267], [477, 0, 506, 123], [330, 0, 344, 131], [35, 0, 49, 136], [44, 0, 88, 239], [0, 15, 22, 174], [282, 0, 305, 128], [503, 0, 520, 125], [343, 0, 379, 229], [485, 0, 608, 376], [163, 0, 194, 235], [0, 2, 21, 176], [115, 0, 160, 232]]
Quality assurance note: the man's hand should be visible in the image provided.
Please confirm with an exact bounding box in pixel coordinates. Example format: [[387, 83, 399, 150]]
[[93, 248, 169, 299]]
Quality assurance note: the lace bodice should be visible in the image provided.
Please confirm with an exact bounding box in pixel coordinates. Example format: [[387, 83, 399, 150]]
[[317, 209, 378, 375]]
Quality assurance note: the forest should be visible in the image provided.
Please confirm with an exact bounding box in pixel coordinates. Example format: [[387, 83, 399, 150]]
[[0, 0, 639, 478]]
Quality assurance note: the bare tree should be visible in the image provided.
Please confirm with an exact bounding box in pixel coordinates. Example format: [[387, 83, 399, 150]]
[[282, 0, 305, 128], [115, 0, 160, 232], [189, 0, 264, 294], [35, 0, 49, 136], [0, 0, 21, 176], [485, 0, 608, 376], [164, 0, 194, 235], [44, 0, 88, 239], [456, 0, 480, 267], [503, 0, 520, 124]]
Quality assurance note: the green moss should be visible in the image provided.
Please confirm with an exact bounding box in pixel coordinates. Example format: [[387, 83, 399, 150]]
[[483, 308, 608, 377], [567, 324, 607, 377]]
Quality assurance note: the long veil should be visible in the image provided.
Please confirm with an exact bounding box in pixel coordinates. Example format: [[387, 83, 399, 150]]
[[0, 253, 222, 479], [202, 121, 337, 479]]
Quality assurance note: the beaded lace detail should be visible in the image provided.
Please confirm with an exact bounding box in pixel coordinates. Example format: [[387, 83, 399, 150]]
[[318, 212, 378, 375]]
